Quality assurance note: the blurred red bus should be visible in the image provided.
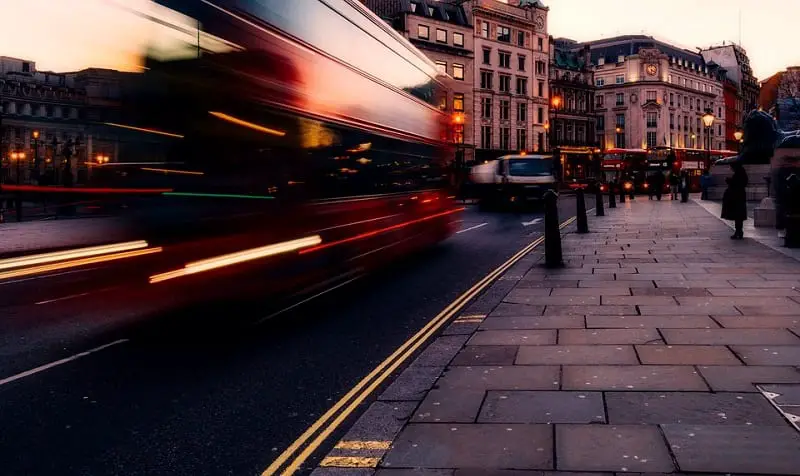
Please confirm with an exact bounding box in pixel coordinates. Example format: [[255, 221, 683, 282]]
[[599, 149, 648, 192], [646, 147, 736, 192]]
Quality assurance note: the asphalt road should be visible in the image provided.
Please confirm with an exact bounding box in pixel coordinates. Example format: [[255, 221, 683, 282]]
[[0, 195, 582, 476]]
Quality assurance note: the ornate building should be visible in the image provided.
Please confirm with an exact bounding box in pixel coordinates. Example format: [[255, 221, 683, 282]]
[[470, 0, 550, 160], [548, 37, 599, 183], [568, 36, 727, 152]]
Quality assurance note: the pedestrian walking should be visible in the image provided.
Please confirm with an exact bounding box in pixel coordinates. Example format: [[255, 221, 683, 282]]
[[669, 171, 679, 200], [700, 169, 710, 200], [654, 171, 664, 201], [680, 170, 689, 203], [721, 162, 748, 239]]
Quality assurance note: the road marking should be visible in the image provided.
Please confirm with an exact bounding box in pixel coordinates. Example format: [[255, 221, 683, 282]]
[[254, 275, 363, 326], [334, 440, 391, 450], [262, 215, 576, 476], [521, 218, 542, 227], [319, 456, 379, 468], [0, 339, 129, 387], [35, 291, 93, 305], [456, 222, 488, 234], [0, 267, 102, 286]]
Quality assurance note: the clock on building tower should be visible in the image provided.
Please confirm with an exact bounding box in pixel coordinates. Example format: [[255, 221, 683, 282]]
[[646, 64, 658, 76]]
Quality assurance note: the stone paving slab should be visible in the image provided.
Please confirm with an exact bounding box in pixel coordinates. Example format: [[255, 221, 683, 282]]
[[586, 315, 719, 329], [467, 330, 557, 346], [578, 281, 655, 288], [562, 365, 708, 391], [382, 424, 554, 470], [543, 305, 636, 316], [635, 345, 741, 365], [713, 315, 800, 328], [550, 288, 632, 296], [435, 366, 561, 391], [489, 303, 546, 317], [480, 391, 605, 424], [599, 296, 676, 306], [605, 392, 788, 426], [410, 335, 470, 367], [661, 328, 800, 345], [630, 287, 710, 297], [515, 345, 638, 365], [638, 305, 740, 315], [451, 346, 518, 366], [556, 425, 675, 473], [729, 345, 800, 366], [480, 316, 585, 330], [410, 389, 485, 423], [661, 424, 800, 474], [697, 365, 800, 392], [558, 329, 663, 345], [380, 366, 446, 401]]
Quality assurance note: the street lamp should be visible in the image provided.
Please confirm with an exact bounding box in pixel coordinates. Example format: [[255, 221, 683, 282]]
[[702, 110, 715, 151], [551, 96, 562, 179], [543, 121, 550, 152], [32, 131, 40, 179], [734, 128, 743, 152]]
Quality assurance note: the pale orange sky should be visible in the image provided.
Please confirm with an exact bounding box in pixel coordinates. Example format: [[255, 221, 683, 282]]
[[1, 0, 798, 80]]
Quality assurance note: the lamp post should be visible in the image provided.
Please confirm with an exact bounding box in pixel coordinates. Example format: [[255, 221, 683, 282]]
[[11, 151, 25, 221], [702, 110, 715, 152], [543, 121, 550, 152], [551, 95, 562, 180], [32, 130, 39, 181]]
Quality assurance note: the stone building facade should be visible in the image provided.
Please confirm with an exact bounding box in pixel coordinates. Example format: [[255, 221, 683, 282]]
[[548, 37, 599, 182], [470, 0, 550, 160], [362, 0, 476, 163], [569, 36, 727, 153]]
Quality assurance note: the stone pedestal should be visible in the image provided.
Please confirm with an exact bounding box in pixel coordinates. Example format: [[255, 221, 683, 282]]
[[753, 197, 776, 228]]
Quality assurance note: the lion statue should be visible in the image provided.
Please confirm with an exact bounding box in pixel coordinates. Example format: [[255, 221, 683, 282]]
[[717, 109, 800, 166]]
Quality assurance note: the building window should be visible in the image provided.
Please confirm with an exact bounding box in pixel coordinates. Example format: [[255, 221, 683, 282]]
[[596, 95, 604, 107], [517, 129, 527, 151], [517, 30, 525, 46], [435, 61, 446, 74], [453, 93, 464, 112], [616, 114, 625, 128], [22, 62, 30, 73], [418, 25, 429, 39], [483, 48, 491, 65], [696, 117, 701, 131], [669, 93, 674, 106], [497, 25, 511, 43], [690, 97, 694, 109], [518, 102, 527, 122], [537, 81, 544, 97], [646, 131, 657, 148], [453, 124, 464, 144], [482, 97, 492, 118], [499, 52, 511, 68], [453, 32, 464, 47], [453, 63, 464, 80], [682, 78, 687, 87], [670, 113, 674, 129], [438, 95, 447, 110], [481, 21, 489, 38], [481, 125, 492, 148], [596, 78, 605, 86], [597, 115, 605, 130], [499, 74, 511, 93], [646, 90, 657, 102], [500, 100, 510, 120], [537, 107, 544, 123], [647, 112, 657, 128], [536, 61, 546, 75], [616, 131, 626, 148], [576, 125, 585, 143], [718, 107, 722, 117], [500, 127, 510, 149], [518, 55, 526, 71], [538, 132, 544, 151], [668, 74, 673, 83], [436, 28, 447, 43], [616, 93, 624, 106], [480, 71, 493, 89], [615, 74, 625, 84], [598, 57, 605, 66], [718, 124, 722, 135], [617, 55, 625, 63], [683, 96, 689, 106], [516, 77, 527, 95]]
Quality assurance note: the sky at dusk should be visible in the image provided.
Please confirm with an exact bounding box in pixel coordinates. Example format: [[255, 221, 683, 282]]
[[0, 0, 798, 80]]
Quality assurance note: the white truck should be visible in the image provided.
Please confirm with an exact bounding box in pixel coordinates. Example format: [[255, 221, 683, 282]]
[[469, 154, 557, 205]]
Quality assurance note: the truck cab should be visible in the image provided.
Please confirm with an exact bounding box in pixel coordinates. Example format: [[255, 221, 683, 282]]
[[469, 154, 557, 205]]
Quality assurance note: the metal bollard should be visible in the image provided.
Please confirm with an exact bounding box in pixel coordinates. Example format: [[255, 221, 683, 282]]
[[543, 190, 563, 267], [608, 183, 616, 208], [595, 185, 605, 216], [576, 188, 589, 233], [619, 183, 626, 203], [629, 183, 635, 200], [784, 174, 800, 248]]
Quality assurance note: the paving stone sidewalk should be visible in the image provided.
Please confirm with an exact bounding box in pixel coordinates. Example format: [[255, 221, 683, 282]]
[[313, 197, 800, 476]]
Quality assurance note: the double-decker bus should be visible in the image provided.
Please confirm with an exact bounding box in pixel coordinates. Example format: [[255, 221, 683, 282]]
[[599, 148, 648, 192], [647, 147, 736, 192], [2, 0, 461, 312]]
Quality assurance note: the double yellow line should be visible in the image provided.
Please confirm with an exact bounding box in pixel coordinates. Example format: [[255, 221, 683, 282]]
[[263, 216, 576, 475]]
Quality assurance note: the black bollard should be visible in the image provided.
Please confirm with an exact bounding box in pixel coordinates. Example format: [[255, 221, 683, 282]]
[[619, 183, 626, 203], [608, 183, 616, 208], [576, 188, 589, 233], [543, 190, 563, 267], [629, 183, 635, 200], [595, 186, 605, 216]]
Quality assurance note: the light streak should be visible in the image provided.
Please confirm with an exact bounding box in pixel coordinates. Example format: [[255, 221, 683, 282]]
[[0, 241, 149, 271], [103, 122, 184, 138], [163, 192, 275, 200], [0, 248, 162, 281], [0, 185, 173, 194], [149, 235, 321, 284], [208, 111, 286, 137], [141, 167, 204, 176]]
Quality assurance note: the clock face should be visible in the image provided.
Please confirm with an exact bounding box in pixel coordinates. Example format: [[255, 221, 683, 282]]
[[535, 15, 544, 30], [646, 64, 658, 76]]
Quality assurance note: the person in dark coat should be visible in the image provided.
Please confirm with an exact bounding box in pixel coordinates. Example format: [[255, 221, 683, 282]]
[[721, 162, 748, 239], [668, 171, 679, 200]]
